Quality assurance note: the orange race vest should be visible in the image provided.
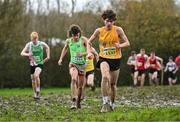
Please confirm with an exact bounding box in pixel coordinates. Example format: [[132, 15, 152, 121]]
[[99, 26, 121, 59]]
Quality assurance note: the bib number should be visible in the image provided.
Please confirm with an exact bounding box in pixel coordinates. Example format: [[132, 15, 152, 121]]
[[169, 67, 174, 72], [73, 56, 83, 62], [104, 47, 116, 56]]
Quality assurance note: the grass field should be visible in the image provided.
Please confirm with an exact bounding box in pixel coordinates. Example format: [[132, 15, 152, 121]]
[[0, 85, 180, 121]]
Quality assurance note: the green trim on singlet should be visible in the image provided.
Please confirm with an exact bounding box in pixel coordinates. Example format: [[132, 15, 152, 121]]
[[68, 37, 86, 65]]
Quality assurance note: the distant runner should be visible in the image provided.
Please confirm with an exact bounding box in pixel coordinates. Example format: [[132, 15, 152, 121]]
[[21, 32, 50, 99]]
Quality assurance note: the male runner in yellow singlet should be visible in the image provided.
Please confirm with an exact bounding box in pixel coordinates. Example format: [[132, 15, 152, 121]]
[[87, 10, 130, 112]]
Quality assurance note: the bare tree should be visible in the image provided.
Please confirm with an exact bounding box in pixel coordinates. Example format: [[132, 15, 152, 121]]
[[46, 0, 50, 11], [71, 0, 76, 15], [56, 0, 61, 14], [37, 0, 42, 14], [24, 0, 33, 13], [109, 0, 127, 11]]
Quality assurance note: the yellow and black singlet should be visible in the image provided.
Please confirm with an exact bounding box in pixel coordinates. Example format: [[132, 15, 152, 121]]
[[99, 25, 121, 59]]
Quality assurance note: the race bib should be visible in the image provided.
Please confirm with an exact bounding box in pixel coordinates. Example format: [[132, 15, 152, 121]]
[[131, 60, 136, 65], [73, 56, 83, 62], [104, 47, 116, 56], [168, 67, 174, 72]]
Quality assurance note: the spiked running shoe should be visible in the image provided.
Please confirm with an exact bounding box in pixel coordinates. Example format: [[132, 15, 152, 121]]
[[100, 103, 112, 113]]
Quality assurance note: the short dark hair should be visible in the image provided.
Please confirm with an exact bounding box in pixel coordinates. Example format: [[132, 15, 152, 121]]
[[169, 56, 173, 60], [68, 24, 82, 37], [150, 51, 155, 54], [101, 10, 116, 21], [140, 48, 145, 51], [131, 51, 136, 55]]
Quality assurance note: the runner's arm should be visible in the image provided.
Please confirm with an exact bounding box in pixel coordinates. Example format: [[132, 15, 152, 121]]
[[156, 61, 162, 70], [58, 40, 69, 65], [91, 47, 99, 61], [155, 56, 163, 69], [42, 42, 50, 62], [87, 28, 100, 53], [115, 27, 130, 48], [173, 64, 179, 74], [164, 64, 168, 72], [127, 57, 132, 66], [20, 43, 31, 57], [77, 36, 88, 56], [145, 55, 149, 69], [78, 37, 98, 57], [156, 56, 163, 64]]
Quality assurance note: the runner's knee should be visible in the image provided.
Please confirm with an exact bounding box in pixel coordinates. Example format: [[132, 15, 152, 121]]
[[172, 79, 177, 84], [78, 86, 83, 90], [102, 75, 109, 82], [71, 78, 77, 84], [110, 83, 116, 88], [31, 76, 35, 81], [34, 73, 39, 80]]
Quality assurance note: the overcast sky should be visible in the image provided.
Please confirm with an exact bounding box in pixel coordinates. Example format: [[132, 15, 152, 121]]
[[30, 0, 110, 14], [30, 0, 179, 14]]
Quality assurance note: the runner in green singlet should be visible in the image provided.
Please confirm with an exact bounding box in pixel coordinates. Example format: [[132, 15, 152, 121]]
[[21, 32, 50, 99], [58, 24, 87, 109]]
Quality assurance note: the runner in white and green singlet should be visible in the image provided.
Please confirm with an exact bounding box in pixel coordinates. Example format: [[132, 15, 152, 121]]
[[21, 32, 50, 99]]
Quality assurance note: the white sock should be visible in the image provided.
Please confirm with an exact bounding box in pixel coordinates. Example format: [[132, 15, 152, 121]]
[[34, 92, 37, 97], [36, 87, 40, 92], [110, 101, 115, 106], [103, 96, 109, 104], [110, 101, 112, 106]]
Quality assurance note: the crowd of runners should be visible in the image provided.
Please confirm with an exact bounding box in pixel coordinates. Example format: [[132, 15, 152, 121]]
[[127, 49, 179, 87], [20, 9, 180, 113]]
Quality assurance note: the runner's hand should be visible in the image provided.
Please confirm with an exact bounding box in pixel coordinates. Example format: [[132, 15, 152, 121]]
[[43, 57, 50, 63], [28, 53, 34, 61], [95, 55, 99, 62], [115, 43, 121, 48], [58, 59, 62, 66], [28, 52, 33, 57], [87, 52, 93, 59], [145, 64, 150, 69]]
